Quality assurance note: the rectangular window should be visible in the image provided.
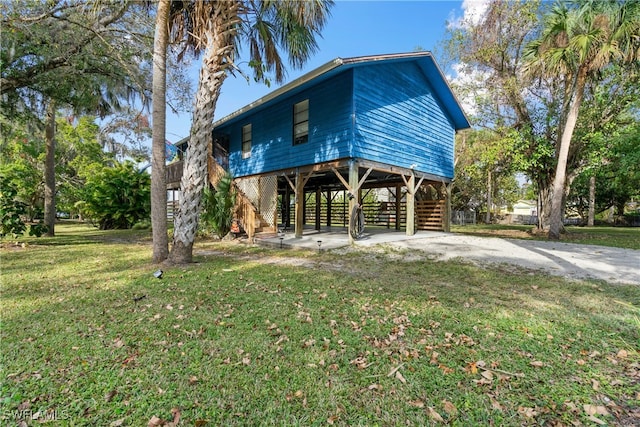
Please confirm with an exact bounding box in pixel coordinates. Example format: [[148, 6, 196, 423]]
[[241, 124, 251, 159], [293, 99, 309, 145]]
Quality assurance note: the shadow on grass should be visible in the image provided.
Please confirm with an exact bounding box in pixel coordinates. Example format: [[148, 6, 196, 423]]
[[1, 221, 153, 248]]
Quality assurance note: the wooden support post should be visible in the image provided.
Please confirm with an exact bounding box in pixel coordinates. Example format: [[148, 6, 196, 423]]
[[284, 185, 291, 230], [348, 160, 359, 245], [406, 174, 415, 236], [395, 184, 402, 231], [315, 187, 321, 231], [295, 171, 304, 238], [343, 191, 347, 227], [444, 182, 452, 232], [303, 191, 307, 225], [326, 190, 332, 227]]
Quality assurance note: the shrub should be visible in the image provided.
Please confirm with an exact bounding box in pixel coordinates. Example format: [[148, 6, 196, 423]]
[[200, 173, 236, 239], [0, 177, 27, 237], [78, 162, 150, 229]]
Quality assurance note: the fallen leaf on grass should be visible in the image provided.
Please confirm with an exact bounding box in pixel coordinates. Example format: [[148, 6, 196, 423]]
[[286, 390, 304, 402], [387, 363, 404, 377], [489, 395, 503, 411], [518, 406, 538, 418], [427, 406, 444, 422], [564, 401, 579, 413], [350, 357, 370, 370], [189, 376, 198, 385], [588, 415, 607, 425], [395, 371, 407, 384], [105, 389, 117, 402], [147, 408, 180, 426], [583, 405, 609, 416], [110, 418, 125, 427], [438, 364, 454, 374], [616, 349, 628, 359], [442, 399, 457, 415], [327, 415, 339, 425], [171, 408, 181, 426], [481, 370, 494, 381], [473, 377, 492, 386], [465, 362, 478, 374], [408, 399, 424, 408], [122, 352, 138, 367], [530, 361, 544, 368]]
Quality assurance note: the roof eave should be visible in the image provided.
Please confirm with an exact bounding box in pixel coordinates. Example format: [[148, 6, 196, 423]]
[[213, 58, 345, 127]]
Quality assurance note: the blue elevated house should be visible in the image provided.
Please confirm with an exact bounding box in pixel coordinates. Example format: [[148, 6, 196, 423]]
[[168, 52, 470, 242]]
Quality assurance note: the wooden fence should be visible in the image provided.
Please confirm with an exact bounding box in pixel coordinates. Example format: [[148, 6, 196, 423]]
[[296, 199, 444, 231]]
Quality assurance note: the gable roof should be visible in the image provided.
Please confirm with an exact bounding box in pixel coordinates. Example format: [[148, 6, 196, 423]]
[[213, 52, 471, 131]]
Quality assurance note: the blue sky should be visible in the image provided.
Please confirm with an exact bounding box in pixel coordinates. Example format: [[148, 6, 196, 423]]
[[166, 0, 477, 142]]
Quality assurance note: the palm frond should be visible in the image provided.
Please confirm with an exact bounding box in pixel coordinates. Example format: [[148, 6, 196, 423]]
[[240, 0, 332, 84]]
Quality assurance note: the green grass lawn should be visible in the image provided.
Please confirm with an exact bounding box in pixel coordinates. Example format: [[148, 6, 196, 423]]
[[1, 223, 639, 425], [451, 224, 640, 250]]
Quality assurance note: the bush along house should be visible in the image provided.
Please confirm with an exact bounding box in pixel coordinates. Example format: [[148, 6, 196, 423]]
[[167, 52, 471, 243]]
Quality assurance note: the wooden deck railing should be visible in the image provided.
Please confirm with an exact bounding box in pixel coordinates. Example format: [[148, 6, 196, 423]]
[[166, 161, 183, 188]]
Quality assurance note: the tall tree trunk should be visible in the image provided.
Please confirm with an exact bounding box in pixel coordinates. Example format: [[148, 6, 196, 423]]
[[536, 179, 551, 230], [151, 0, 170, 263], [548, 69, 587, 240], [587, 175, 595, 227], [168, 2, 238, 264], [486, 169, 492, 224], [44, 101, 56, 236]]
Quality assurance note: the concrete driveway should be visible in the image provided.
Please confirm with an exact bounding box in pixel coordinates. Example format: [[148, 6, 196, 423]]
[[385, 234, 640, 285], [257, 229, 640, 285]]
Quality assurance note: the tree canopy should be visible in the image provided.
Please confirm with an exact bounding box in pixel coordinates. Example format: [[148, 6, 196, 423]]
[[444, 0, 640, 232]]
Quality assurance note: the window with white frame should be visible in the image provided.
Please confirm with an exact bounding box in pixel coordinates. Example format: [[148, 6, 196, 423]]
[[293, 99, 309, 145], [242, 124, 252, 159]]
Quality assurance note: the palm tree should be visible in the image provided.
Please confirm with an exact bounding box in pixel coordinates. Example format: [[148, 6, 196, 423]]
[[151, 0, 171, 263], [524, 0, 640, 240], [168, 0, 333, 263]]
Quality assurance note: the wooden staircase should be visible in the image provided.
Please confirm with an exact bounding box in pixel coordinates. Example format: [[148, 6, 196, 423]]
[[207, 146, 273, 241]]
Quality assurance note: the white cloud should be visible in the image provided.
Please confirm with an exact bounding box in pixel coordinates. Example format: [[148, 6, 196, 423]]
[[448, 0, 491, 29], [445, 1, 493, 117], [447, 63, 490, 117]]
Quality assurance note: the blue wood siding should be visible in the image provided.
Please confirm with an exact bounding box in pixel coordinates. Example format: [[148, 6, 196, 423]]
[[352, 62, 455, 179], [220, 71, 354, 178]]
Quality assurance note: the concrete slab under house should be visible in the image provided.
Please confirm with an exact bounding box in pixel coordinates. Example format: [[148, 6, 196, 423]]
[[167, 52, 470, 245]]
